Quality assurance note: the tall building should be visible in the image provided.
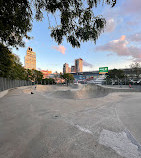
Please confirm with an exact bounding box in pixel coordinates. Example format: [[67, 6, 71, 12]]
[[63, 63, 69, 73], [25, 47, 36, 69], [71, 66, 76, 73], [68, 67, 71, 73], [75, 58, 83, 72]]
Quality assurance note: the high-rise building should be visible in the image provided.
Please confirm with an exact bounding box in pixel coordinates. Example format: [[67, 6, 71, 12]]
[[63, 63, 69, 73], [71, 66, 76, 73], [75, 58, 83, 72], [25, 47, 36, 69], [68, 67, 71, 73]]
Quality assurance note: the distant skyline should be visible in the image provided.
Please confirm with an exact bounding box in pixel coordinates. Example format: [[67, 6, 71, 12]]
[[13, 0, 141, 73]]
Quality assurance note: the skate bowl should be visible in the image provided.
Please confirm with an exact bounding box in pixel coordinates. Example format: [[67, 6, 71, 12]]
[[48, 84, 141, 99]]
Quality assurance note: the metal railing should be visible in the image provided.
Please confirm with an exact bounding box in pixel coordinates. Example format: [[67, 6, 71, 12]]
[[0, 77, 32, 92]]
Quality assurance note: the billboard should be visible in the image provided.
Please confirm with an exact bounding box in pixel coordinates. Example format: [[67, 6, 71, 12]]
[[99, 67, 108, 74]]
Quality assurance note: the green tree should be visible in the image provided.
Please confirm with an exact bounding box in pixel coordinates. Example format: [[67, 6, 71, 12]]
[[6, 54, 28, 80], [0, 44, 28, 80], [32, 69, 43, 83], [54, 71, 59, 79], [42, 78, 55, 85], [25, 69, 33, 81], [36, 70, 43, 83], [108, 69, 125, 80], [0, 0, 116, 48], [0, 0, 32, 48], [60, 73, 74, 85], [33, 0, 116, 48], [61, 73, 74, 80], [106, 69, 125, 84], [0, 43, 44, 81], [130, 62, 141, 80], [0, 44, 13, 77]]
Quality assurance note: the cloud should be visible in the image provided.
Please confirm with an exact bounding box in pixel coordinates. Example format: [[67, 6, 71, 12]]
[[129, 32, 141, 42], [103, 0, 141, 34], [37, 68, 41, 71], [107, 53, 114, 57], [83, 61, 93, 68], [120, 35, 126, 41], [96, 35, 141, 62], [52, 45, 66, 55], [122, 0, 141, 15], [126, 20, 140, 26], [105, 18, 116, 32], [104, 7, 119, 19]]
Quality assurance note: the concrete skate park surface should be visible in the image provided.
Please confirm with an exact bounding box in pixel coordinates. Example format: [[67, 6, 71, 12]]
[[28, 83, 141, 99], [0, 84, 141, 158]]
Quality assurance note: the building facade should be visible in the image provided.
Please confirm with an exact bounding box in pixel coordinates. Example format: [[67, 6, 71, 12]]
[[68, 67, 71, 73], [63, 63, 69, 73], [25, 47, 36, 69], [71, 66, 76, 73], [41, 70, 52, 79], [75, 58, 83, 72]]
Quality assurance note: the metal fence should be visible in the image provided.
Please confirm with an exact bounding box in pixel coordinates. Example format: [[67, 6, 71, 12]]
[[0, 77, 32, 92]]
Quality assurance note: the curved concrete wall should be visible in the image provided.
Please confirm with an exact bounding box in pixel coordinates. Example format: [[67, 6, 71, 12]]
[[51, 84, 141, 99]]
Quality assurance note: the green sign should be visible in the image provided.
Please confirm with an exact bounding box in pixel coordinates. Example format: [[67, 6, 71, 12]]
[[99, 67, 108, 74]]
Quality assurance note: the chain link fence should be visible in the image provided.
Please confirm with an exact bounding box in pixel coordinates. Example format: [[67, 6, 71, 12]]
[[0, 77, 32, 92]]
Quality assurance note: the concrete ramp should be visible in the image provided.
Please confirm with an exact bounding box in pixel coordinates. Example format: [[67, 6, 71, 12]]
[[23, 84, 141, 99], [50, 84, 140, 99]]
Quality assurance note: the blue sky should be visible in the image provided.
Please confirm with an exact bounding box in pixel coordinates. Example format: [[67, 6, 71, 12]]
[[13, 0, 141, 73]]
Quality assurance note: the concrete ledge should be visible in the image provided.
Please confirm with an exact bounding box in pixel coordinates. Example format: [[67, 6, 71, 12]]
[[0, 85, 32, 98], [51, 84, 141, 99], [17, 86, 32, 90], [96, 84, 141, 92], [0, 89, 9, 98]]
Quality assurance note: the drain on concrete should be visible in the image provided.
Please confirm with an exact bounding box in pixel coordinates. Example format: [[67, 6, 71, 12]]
[[53, 115, 60, 119]]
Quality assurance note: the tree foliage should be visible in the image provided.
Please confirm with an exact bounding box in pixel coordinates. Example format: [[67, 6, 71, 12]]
[[25, 69, 33, 81], [34, 0, 116, 47], [0, 44, 43, 81], [32, 69, 43, 82], [0, 0, 116, 49], [60, 73, 74, 80], [0, 0, 32, 48], [8, 55, 27, 80], [42, 78, 55, 84], [60, 73, 74, 85], [0, 43, 26, 79], [107, 69, 125, 79], [0, 44, 13, 77], [130, 62, 141, 79]]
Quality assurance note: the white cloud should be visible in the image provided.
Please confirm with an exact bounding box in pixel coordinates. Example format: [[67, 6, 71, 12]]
[[122, 0, 141, 15], [83, 61, 93, 68], [105, 18, 116, 32], [96, 35, 141, 62], [37, 68, 41, 71], [129, 32, 141, 42], [52, 45, 66, 55], [103, 0, 141, 35]]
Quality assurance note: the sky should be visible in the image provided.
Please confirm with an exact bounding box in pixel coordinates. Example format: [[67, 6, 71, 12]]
[[13, 0, 141, 73]]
